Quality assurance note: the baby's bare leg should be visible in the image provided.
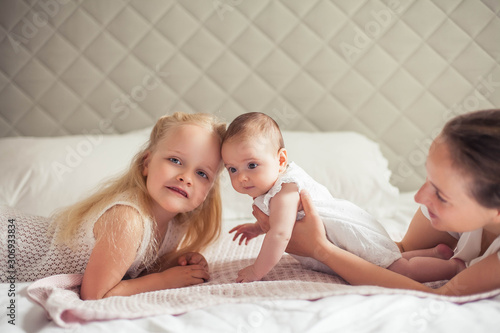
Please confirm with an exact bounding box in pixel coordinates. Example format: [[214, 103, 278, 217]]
[[401, 244, 454, 260], [388, 256, 465, 283]]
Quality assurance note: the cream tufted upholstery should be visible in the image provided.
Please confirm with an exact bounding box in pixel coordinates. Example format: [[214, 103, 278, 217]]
[[0, 0, 499, 191]]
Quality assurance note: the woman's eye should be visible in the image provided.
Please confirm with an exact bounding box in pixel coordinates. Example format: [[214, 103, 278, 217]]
[[197, 170, 208, 179], [436, 190, 447, 203], [168, 158, 181, 165], [228, 167, 237, 173], [248, 163, 257, 169]]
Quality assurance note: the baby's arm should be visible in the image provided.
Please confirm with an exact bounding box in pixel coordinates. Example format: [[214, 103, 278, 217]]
[[237, 183, 300, 282], [230, 222, 265, 245]]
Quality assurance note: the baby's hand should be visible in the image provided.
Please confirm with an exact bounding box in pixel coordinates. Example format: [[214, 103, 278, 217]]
[[236, 265, 262, 283], [229, 223, 264, 245]]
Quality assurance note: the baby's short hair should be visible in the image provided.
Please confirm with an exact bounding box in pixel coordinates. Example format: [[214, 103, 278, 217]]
[[223, 112, 285, 152]]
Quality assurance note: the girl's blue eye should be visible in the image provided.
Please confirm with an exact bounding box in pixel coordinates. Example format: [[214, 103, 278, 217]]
[[168, 158, 181, 165], [248, 163, 257, 169], [228, 167, 237, 173], [197, 170, 208, 179]]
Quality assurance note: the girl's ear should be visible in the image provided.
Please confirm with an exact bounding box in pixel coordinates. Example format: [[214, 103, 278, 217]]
[[142, 151, 151, 176], [278, 148, 288, 172]]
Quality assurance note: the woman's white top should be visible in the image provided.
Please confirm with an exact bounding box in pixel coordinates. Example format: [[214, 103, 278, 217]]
[[420, 205, 500, 267], [253, 162, 402, 275]]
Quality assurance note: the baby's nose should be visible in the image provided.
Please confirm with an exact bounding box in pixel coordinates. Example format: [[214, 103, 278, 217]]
[[238, 173, 247, 182]]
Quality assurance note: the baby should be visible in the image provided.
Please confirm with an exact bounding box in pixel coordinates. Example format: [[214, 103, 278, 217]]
[[222, 112, 464, 283]]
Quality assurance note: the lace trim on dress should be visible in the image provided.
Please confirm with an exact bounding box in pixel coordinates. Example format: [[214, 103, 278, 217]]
[[259, 162, 303, 213]]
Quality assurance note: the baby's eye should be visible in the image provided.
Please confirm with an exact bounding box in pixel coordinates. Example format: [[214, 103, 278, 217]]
[[228, 167, 237, 173], [248, 163, 258, 169], [168, 158, 181, 165], [197, 170, 208, 179]]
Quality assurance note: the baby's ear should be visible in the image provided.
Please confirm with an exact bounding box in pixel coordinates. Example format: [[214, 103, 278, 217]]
[[278, 148, 288, 172]]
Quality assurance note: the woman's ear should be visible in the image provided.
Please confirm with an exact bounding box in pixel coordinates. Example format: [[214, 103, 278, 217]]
[[142, 151, 151, 176], [492, 209, 500, 225], [278, 148, 288, 172]]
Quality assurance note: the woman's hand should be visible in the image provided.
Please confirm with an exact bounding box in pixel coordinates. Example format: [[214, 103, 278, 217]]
[[287, 191, 330, 260], [253, 190, 330, 260]]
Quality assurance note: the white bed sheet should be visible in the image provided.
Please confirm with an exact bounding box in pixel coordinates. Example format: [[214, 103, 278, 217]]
[[2, 192, 499, 333]]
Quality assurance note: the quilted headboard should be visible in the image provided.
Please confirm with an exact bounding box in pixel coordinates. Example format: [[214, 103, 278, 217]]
[[1, 0, 499, 191]]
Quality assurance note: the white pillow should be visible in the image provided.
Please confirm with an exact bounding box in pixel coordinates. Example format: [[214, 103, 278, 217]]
[[0, 129, 398, 220], [0, 128, 151, 217], [281, 131, 399, 219], [219, 131, 400, 220], [0, 128, 253, 220]]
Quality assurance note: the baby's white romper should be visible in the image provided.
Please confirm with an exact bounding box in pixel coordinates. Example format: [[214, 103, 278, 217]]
[[253, 162, 402, 275]]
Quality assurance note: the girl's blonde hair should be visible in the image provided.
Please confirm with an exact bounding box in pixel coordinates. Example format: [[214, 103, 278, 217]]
[[53, 112, 227, 269]]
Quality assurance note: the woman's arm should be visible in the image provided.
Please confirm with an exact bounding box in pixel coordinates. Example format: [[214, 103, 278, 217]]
[[283, 191, 500, 296], [80, 205, 209, 300], [398, 208, 457, 252], [237, 183, 300, 282]]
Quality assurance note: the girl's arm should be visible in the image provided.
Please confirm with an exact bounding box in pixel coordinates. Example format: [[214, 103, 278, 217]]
[[398, 208, 458, 252], [285, 191, 500, 296], [237, 183, 300, 282], [80, 205, 209, 300]]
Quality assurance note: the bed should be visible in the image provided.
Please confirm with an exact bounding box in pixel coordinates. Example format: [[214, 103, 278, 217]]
[[1, 0, 500, 332], [1, 129, 500, 332]]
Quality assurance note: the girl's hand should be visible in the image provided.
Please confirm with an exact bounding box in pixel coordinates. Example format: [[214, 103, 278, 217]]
[[159, 264, 210, 289], [286, 190, 329, 260], [229, 223, 264, 245], [236, 265, 261, 283], [178, 252, 209, 272]]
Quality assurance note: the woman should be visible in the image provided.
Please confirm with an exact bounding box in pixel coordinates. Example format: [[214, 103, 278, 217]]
[[254, 109, 500, 296]]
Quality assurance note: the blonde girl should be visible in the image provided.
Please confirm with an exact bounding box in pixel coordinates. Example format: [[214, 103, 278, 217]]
[[0, 112, 226, 300]]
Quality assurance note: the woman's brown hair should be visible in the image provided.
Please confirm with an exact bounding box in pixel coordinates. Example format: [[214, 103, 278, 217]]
[[441, 109, 500, 208]]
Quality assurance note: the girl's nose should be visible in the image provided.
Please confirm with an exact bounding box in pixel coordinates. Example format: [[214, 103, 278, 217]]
[[177, 173, 192, 186]]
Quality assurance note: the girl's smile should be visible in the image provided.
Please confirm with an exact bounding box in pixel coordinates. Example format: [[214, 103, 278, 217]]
[[143, 124, 221, 223], [166, 186, 188, 198]]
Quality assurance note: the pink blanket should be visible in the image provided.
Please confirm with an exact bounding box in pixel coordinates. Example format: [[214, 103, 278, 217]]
[[28, 232, 500, 328]]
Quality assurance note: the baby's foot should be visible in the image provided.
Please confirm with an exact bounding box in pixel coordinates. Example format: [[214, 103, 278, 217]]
[[434, 243, 454, 260]]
